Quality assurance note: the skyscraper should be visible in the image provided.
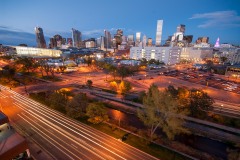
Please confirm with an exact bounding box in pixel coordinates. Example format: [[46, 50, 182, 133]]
[[155, 20, 163, 46], [114, 29, 123, 48], [177, 24, 185, 34], [142, 35, 147, 47], [147, 38, 153, 47], [35, 27, 46, 48], [72, 28, 82, 48], [136, 32, 141, 47], [104, 30, 112, 49]]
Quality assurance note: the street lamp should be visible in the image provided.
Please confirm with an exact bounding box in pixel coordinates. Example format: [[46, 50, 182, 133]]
[[220, 104, 223, 112]]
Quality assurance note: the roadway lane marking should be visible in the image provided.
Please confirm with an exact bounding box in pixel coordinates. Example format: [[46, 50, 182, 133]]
[[12, 93, 155, 159], [71, 143, 78, 149], [18, 114, 80, 160], [12, 95, 147, 159], [17, 107, 104, 160]]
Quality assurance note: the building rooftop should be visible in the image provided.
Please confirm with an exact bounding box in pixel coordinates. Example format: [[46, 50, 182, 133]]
[[0, 112, 28, 160]]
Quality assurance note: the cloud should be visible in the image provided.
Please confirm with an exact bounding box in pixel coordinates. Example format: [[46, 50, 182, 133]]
[[189, 10, 240, 28]]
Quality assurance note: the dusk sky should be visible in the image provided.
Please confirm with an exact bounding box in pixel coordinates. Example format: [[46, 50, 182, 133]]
[[1, 0, 240, 46]]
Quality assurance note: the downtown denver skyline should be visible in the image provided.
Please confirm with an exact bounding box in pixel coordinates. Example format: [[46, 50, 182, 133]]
[[0, 0, 240, 46]]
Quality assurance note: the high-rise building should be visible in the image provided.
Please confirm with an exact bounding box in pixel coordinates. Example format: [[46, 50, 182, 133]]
[[49, 34, 63, 48], [114, 29, 123, 48], [72, 28, 82, 48], [62, 38, 66, 45], [104, 30, 112, 49], [35, 27, 47, 48], [196, 37, 209, 44], [127, 35, 134, 46], [155, 20, 163, 46], [177, 24, 185, 34], [100, 36, 105, 50], [67, 38, 73, 47], [147, 38, 153, 47], [142, 35, 147, 47], [136, 32, 141, 47]]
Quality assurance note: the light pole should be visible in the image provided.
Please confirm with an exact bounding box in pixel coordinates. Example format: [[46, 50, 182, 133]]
[[220, 104, 223, 112]]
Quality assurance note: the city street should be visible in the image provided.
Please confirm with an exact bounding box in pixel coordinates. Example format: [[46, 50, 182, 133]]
[[0, 85, 158, 160]]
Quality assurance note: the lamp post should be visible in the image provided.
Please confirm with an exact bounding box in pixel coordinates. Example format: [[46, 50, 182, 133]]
[[220, 104, 223, 112]]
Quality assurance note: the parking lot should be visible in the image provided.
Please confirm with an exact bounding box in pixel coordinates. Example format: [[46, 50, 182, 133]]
[[164, 69, 240, 94]]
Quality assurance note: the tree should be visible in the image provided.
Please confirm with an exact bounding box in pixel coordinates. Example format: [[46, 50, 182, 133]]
[[206, 60, 214, 71], [138, 91, 146, 103], [189, 89, 214, 117], [117, 66, 131, 80], [59, 66, 67, 72], [48, 91, 68, 113], [220, 56, 228, 64], [137, 84, 189, 140], [167, 85, 178, 98], [148, 59, 157, 64], [86, 80, 93, 88], [109, 81, 118, 92], [66, 93, 88, 118], [1, 65, 16, 82], [119, 80, 132, 94], [86, 102, 109, 124], [15, 57, 34, 73]]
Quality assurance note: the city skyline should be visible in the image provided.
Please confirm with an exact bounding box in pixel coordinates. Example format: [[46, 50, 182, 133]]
[[1, 0, 240, 46]]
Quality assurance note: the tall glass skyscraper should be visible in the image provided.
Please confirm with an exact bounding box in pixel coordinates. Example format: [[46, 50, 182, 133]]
[[35, 27, 46, 48], [155, 20, 163, 46], [72, 28, 82, 48], [104, 30, 111, 49]]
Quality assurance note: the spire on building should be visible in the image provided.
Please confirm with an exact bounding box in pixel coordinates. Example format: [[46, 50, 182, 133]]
[[214, 37, 220, 48]]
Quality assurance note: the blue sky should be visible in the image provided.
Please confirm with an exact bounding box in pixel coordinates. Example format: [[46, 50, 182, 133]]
[[1, 0, 240, 46]]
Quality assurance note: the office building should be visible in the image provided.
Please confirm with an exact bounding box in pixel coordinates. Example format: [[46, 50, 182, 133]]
[[85, 40, 95, 48], [130, 46, 181, 65], [72, 28, 82, 48], [67, 38, 73, 47], [127, 35, 134, 46], [35, 27, 47, 48], [114, 29, 123, 48], [155, 20, 163, 46], [147, 38, 153, 47], [196, 37, 209, 44], [104, 30, 112, 49], [135, 32, 141, 47], [49, 34, 63, 48], [100, 36, 105, 50], [142, 35, 147, 47], [177, 24, 185, 33]]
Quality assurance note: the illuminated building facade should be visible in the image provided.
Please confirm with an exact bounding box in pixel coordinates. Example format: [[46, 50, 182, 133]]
[[142, 35, 147, 48], [135, 32, 141, 47], [130, 46, 181, 65], [155, 20, 163, 46], [127, 35, 134, 46], [14, 46, 62, 57]]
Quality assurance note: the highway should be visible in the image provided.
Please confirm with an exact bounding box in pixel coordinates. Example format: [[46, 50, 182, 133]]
[[0, 85, 158, 160]]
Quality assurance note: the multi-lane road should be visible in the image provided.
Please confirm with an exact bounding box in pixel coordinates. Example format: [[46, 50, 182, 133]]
[[0, 85, 158, 160]]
